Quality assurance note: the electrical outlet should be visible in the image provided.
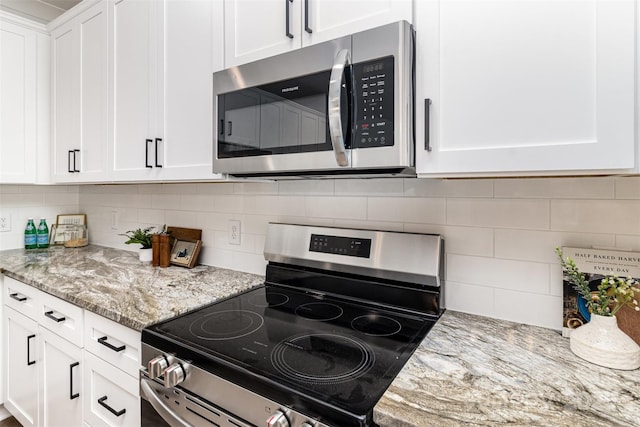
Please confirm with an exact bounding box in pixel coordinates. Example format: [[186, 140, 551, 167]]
[[229, 220, 241, 245], [0, 213, 11, 232], [111, 211, 119, 230]]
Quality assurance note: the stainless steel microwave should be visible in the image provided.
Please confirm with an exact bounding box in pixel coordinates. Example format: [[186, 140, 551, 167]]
[[213, 21, 415, 178]]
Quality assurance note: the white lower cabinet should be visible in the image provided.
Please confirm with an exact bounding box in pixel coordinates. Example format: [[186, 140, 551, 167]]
[[83, 351, 139, 427], [2, 276, 141, 427], [4, 307, 39, 427], [39, 328, 82, 427]]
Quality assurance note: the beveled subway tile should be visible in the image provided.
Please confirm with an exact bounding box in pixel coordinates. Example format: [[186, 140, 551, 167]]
[[305, 197, 367, 220], [368, 197, 445, 224], [404, 178, 493, 198], [494, 177, 614, 199], [447, 198, 549, 230], [495, 229, 615, 263], [447, 254, 550, 294], [551, 199, 640, 234]]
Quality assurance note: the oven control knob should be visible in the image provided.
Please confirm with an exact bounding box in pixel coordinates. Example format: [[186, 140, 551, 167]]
[[147, 355, 169, 380], [163, 363, 188, 388], [266, 410, 289, 427]]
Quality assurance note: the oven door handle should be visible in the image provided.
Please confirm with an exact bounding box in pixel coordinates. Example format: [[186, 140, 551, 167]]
[[328, 48, 351, 167], [140, 377, 194, 427]]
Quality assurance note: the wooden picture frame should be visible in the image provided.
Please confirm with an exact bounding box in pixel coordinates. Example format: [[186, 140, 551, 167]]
[[56, 214, 86, 226], [170, 238, 202, 268], [51, 214, 87, 245]]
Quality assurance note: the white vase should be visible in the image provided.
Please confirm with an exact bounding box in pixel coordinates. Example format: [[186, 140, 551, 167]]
[[570, 314, 640, 370], [139, 248, 153, 263]]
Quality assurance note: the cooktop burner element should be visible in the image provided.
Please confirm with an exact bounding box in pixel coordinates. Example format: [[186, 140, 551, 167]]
[[295, 301, 344, 321], [188, 310, 264, 340], [271, 333, 375, 384], [141, 223, 444, 427], [248, 291, 289, 307], [351, 314, 403, 337]]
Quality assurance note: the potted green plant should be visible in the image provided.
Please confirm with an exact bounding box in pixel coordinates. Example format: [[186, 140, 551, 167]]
[[120, 226, 154, 262]]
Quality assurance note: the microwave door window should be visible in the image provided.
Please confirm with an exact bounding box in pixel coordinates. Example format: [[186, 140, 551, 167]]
[[218, 70, 334, 160], [218, 91, 263, 157]]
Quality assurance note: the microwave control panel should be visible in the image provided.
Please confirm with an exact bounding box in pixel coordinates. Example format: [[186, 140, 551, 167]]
[[353, 56, 395, 149]]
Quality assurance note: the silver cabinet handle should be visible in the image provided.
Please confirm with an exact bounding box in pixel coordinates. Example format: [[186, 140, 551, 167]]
[[328, 49, 351, 167]]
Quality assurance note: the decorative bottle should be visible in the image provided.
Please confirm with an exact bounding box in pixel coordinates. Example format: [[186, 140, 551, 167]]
[[37, 218, 49, 249], [24, 218, 37, 249]]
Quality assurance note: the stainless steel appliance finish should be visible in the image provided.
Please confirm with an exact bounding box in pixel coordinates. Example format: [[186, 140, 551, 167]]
[[140, 223, 444, 427], [213, 21, 415, 178], [264, 222, 443, 286]]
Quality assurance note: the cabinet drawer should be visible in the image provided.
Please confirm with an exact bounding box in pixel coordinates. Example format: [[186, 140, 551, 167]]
[[83, 351, 140, 427], [38, 291, 84, 347], [84, 310, 141, 378], [4, 276, 40, 320]]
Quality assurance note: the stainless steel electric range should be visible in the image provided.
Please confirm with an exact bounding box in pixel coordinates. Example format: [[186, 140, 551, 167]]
[[140, 223, 444, 427]]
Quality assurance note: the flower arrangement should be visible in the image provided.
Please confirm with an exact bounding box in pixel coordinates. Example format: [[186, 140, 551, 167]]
[[120, 226, 155, 249], [556, 247, 639, 317]]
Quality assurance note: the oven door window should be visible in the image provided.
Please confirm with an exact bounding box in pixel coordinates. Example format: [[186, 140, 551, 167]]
[[217, 70, 346, 158]]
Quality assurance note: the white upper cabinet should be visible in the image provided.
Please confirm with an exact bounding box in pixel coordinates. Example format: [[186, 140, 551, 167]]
[[415, 0, 636, 177], [224, 0, 411, 67], [224, 0, 300, 67], [0, 14, 50, 184], [302, 0, 411, 47], [50, 0, 109, 183], [111, 0, 156, 181], [111, 0, 223, 181]]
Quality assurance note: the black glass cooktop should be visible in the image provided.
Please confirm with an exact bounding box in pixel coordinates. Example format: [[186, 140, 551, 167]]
[[143, 285, 436, 424]]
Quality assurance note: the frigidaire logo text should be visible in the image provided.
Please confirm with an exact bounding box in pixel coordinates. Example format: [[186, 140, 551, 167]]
[[282, 86, 299, 93]]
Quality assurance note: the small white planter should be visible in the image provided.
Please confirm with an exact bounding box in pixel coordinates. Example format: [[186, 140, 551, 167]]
[[570, 314, 640, 370], [139, 248, 153, 263]]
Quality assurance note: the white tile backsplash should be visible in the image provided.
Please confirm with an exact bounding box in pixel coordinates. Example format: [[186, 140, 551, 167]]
[[494, 177, 615, 199], [494, 229, 615, 263], [447, 254, 550, 294], [551, 200, 640, 234], [4, 176, 640, 331], [447, 198, 550, 230], [367, 197, 446, 224]]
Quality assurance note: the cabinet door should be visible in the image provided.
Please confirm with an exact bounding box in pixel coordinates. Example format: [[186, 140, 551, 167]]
[[1, 20, 38, 183], [83, 351, 140, 427], [224, 0, 302, 67], [415, 0, 636, 176], [111, 0, 156, 181], [51, 19, 79, 183], [158, 0, 222, 180], [39, 328, 82, 427], [4, 307, 38, 427], [77, 0, 109, 182], [302, 0, 411, 46]]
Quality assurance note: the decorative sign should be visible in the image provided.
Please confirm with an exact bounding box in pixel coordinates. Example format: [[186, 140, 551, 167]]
[[561, 247, 640, 345]]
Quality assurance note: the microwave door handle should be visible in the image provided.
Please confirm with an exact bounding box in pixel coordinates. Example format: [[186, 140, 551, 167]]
[[328, 49, 350, 167]]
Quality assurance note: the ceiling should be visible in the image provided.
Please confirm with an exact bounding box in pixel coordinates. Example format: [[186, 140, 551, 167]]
[[0, 0, 82, 24]]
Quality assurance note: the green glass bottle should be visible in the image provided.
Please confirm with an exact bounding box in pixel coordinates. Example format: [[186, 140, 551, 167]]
[[37, 218, 49, 249], [24, 218, 37, 249]]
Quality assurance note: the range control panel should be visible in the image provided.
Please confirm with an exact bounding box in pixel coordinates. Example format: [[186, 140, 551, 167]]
[[309, 234, 372, 258], [353, 56, 394, 149]]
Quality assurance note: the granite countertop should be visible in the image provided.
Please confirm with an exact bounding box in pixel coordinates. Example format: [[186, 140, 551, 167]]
[[375, 311, 640, 427], [0, 245, 264, 330], [2, 246, 639, 426]]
